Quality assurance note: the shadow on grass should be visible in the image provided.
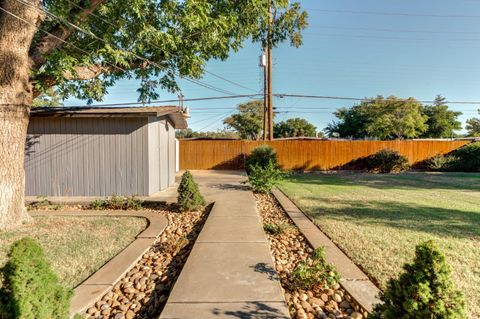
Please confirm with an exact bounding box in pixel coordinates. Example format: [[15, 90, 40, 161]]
[[301, 197, 480, 239], [212, 302, 290, 319], [285, 172, 480, 192]]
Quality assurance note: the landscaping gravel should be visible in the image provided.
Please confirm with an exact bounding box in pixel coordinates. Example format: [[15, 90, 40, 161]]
[[256, 194, 368, 319], [84, 205, 210, 319]]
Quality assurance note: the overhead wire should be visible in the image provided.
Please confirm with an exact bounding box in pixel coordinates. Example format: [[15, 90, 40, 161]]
[[61, 0, 259, 94], [14, 0, 241, 96]]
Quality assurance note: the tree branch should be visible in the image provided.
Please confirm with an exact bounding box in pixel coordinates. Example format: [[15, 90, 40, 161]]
[[29, 0, 107, 70]]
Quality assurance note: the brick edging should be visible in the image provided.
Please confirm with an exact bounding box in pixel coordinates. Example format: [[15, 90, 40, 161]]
[[30, 210, 168, 317], [271, 188, 382, 314]]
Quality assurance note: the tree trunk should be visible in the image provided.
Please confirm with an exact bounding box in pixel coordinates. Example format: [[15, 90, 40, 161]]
[[0, 0, 42, 230]]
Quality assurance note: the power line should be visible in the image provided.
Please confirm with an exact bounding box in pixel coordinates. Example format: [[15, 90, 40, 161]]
[[274, 94, 480, 105], [62, 0, 258, 94], [0, 6, 127, 75], [307, 8, 480, 19], [15, 0, 238, 96], [310, 24, 480, 36], [64, 94, 263, 108]]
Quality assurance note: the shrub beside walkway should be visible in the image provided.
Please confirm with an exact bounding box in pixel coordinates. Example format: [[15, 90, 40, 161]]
[[160, 170, 290, 319]]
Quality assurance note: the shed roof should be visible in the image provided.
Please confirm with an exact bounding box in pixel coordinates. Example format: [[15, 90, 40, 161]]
[[30, 106, 188, 129]]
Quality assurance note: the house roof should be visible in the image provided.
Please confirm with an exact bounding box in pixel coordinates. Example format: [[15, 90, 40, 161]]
[[30, 106, 188, 129]]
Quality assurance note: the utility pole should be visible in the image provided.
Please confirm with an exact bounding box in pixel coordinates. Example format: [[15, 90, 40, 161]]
[[267, 1, 274, 141], [261, 49, 268, 141]]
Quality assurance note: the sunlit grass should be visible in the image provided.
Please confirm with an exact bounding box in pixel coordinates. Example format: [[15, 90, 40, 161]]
[[0, 215, 147, 288], [279, 172, 480, 319]]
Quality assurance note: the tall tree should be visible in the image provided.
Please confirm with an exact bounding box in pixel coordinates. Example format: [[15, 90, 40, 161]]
[[274, 117, 318, 138], [224, 100, 266, 140], [420, 95, 462, 138], [325, 96, 428, 140], [0, 0, 307, 229], [466, 109, 480, 137]]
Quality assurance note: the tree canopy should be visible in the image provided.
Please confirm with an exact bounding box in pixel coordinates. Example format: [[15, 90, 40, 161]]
[[176, 128, 239, 139], [223, 100, 267, 140], [26, 0, 307, 103], [326, 96, 437, 140], [420, 95, 462, 138], [466, 110, 480, 137], [274, 117, 318, 138]]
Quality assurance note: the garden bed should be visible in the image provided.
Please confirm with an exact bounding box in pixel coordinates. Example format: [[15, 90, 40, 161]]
[[256, 194, 367, 319], [0, 215, 147, 288], [279, 172, 480, 319], [84, 204, 211, 319]]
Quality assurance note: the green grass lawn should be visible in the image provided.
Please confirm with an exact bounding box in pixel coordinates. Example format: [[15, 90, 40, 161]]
[[0, 215, 147, 288], [279, 172, 480, 319]]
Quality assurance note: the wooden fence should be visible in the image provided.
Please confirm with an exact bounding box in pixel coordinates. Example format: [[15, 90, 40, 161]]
[[179, 139, 472, 170]]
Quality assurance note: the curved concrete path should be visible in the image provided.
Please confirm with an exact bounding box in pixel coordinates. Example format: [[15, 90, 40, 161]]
[[160, 171, 290, 319]]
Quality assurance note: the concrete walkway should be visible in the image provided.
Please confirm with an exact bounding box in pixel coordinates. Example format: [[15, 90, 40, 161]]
[[160, 171, 290, 319]]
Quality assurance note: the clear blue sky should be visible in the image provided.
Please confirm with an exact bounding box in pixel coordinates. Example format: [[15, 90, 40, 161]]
[[65, 0, 480, 133]]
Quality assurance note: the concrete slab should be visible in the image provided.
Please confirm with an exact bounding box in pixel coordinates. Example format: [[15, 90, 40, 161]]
[[340, 279, 381, 313], [159, 171, 289, 318], [160, 302, 290, 319], [70, 284, 112, 315], [167, 242, 284, 303], [197, 216, 266, 243]]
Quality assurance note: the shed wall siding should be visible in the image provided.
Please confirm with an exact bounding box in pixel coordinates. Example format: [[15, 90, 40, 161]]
[[146, 118, 177, 195], [25, 117, 149, 196]]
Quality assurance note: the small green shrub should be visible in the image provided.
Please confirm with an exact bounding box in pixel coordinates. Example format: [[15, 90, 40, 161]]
[[0, 237, 72, 319], [263, 223, 293, 236], [245, 145, 278, 170], [291, 247, 340, 290], [370, 240, 466, 319], [366, 149, 410, 173], [426, 154, 458, 171], [27, 196, 63, 211], [177, 171, 205, 212], [244, 160, 285, 194], [451, 142, 480, 172], [90, 194, 143, 210]]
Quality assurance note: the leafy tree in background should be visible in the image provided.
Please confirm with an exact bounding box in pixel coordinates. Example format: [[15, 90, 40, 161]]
[[0, 0, 307, 229], [326, 96, 428, 140], [176, 128, 239, 139], [274, 117, 319, 138], [466, 110, 480, 137], [224, 100, 269, 140], [32, 88, 64, 108], [420, 95, 462, 138]]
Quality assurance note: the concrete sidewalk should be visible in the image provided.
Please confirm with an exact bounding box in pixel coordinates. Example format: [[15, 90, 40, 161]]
[[160, 170, 290, 319]]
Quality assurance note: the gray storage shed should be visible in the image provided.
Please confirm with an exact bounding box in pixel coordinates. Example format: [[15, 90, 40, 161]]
[[25, 106, 188, 197]]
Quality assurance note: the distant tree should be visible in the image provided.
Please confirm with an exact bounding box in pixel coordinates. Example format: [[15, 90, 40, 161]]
[[224, 100, 268, 140], [325, 105, 370, 138], [176, 128, 239, 139], [274, 117, 318, 138], [325, 96, 428, 140], [32, 88, 64, 108], [420, 95, 462, 138], [466, 110, 480, 137]]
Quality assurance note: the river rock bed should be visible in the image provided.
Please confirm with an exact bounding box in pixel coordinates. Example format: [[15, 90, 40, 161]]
[[255, 194, 368, 319], [84, 204, 210, 319]]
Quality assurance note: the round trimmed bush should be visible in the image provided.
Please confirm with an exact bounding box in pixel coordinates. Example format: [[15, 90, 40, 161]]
[[245, 145, 278, 170], [370, 240, 466, 319], [366, 149, 410, 173], [177, 170, 205, 212], [0, 237, 72, 319], [451, 142, 480, 172]]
